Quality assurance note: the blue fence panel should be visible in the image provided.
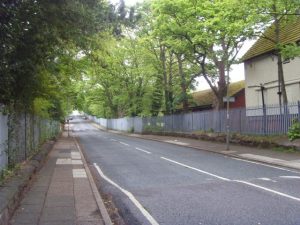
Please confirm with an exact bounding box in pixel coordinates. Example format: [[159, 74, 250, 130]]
[[90, 102, 299, 136]]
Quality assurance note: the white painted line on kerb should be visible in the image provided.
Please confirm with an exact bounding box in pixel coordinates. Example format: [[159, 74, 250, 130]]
[[135, 147, 152, 154], [160, 157, 230, 181], [280, 176, 300, 179], [235, 180, 300, 202], [93, 163, 159, 225], [231, 158, 300, 174], [120, 141, 129, 146]]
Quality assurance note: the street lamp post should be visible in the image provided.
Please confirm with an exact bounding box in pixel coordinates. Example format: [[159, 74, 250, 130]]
[[225, 67, 230, 151], [67, 96, 70, 137]]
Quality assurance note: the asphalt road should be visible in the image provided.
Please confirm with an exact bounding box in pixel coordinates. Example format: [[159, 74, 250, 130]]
[[72, 118, 300, 225]]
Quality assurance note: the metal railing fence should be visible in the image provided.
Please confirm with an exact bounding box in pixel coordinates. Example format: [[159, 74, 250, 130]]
[[89, 101, 300, 136], [0, 112, 60, 173]]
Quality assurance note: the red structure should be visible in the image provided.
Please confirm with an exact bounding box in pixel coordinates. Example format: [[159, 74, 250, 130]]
[[228, 89, 245, 108]]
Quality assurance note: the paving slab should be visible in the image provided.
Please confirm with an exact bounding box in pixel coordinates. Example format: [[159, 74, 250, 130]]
[[9, 134, 107, 225]]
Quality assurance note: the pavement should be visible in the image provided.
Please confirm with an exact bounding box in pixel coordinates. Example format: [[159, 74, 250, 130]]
[[93, 124, 300, 171], [9, 132, 112, 225]]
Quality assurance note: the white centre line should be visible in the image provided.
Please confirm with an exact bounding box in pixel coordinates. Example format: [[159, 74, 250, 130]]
[[120, 141, 129, 146], [160, 157, 230, 181], [93, 163, 159, 225], [235, 180, 300, 202], [160, 157, 300, 202], [135, 147, 152, 154]]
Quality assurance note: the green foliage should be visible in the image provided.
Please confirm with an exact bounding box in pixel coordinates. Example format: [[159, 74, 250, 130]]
[[281, 43, 300, 61], [152, 0, 259, 110], [0, 0, 112, 118], [273, 146, 297, 153], [128, 126, 135, 133], [144, 125, 164, 133], [288, 119, 300, 141], [33, 98, 53, 119], [0, 164, 21, 185], [3, 0, 299, 121]]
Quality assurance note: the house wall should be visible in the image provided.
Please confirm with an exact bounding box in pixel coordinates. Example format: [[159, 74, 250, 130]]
[[244, 54, 300, 107]]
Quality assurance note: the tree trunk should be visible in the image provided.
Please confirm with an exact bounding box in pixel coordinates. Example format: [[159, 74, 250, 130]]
[[215, 61, 227, 110], [168, 52, 174, 113], [177, 54, 189, 112], [160, 45, 171, 114], [273, 3, 288, 106], [277, 50, 288, 106]]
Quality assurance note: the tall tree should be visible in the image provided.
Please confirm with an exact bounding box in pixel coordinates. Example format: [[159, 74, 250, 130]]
[[0, 0, 111, 119], [152, 0, 257, 110]]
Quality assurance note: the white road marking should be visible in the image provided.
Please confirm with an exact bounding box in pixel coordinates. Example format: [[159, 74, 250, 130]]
[[120, 141, 129, 146], [257, 178, 272, 181], [56, 158, 72, 164], [93, 163, 159, 225], [235, 180, 300, 202], [232, 158, 300, 173], [135, 147, 152, 154], [72, 169, 87, 178], [72, 159, 83, 165], [71, 151, 81, 159], [164, 140, 189, 146], [56, 158, 82, 165], [110, 139, 117, 142], [280, 176, 300, 179], [160, 157, 230, 181]]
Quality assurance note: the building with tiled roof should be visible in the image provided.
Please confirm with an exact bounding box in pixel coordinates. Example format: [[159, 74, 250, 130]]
[[190, 80, 245, 111], [243, 18, 300, 107]]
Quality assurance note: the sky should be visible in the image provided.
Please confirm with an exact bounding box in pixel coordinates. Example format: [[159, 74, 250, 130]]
[[109, 0, 144, 6], [195, 40, 256, 91], [109, 0, 256, 91]]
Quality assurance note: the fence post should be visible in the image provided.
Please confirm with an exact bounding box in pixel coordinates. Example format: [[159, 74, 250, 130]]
[[219, 110, 221, 133], [239, 109, 242, 133], [262, 106, 267, 135], [191, 112, 194, 131], [172, 114, 174, 132], [298, 101, 300, 122], [24, 112, 27, 160]]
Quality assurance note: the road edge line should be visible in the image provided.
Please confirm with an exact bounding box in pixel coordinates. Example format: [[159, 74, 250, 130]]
[[73, 136, 113, 225], [93, 163, 160, 225]]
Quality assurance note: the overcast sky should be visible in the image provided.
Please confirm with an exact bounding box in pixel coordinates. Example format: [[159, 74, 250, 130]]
[[109, 0, 144, 6]]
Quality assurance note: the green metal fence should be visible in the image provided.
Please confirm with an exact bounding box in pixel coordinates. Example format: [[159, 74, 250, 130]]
[[0, 112, 60, 173]]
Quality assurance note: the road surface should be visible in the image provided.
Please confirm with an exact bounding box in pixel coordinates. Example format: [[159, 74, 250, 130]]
[[72, 118, 300, 225]]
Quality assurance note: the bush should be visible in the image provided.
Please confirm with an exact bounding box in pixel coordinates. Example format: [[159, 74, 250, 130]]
[[288, 119, 300, 141], [128, 126, 134, 133]]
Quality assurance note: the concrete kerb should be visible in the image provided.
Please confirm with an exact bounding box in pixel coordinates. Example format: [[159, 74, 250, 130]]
[[73, 136, 113, 225], [91, 122, 300, 172], [0, 140, 55, 225]]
